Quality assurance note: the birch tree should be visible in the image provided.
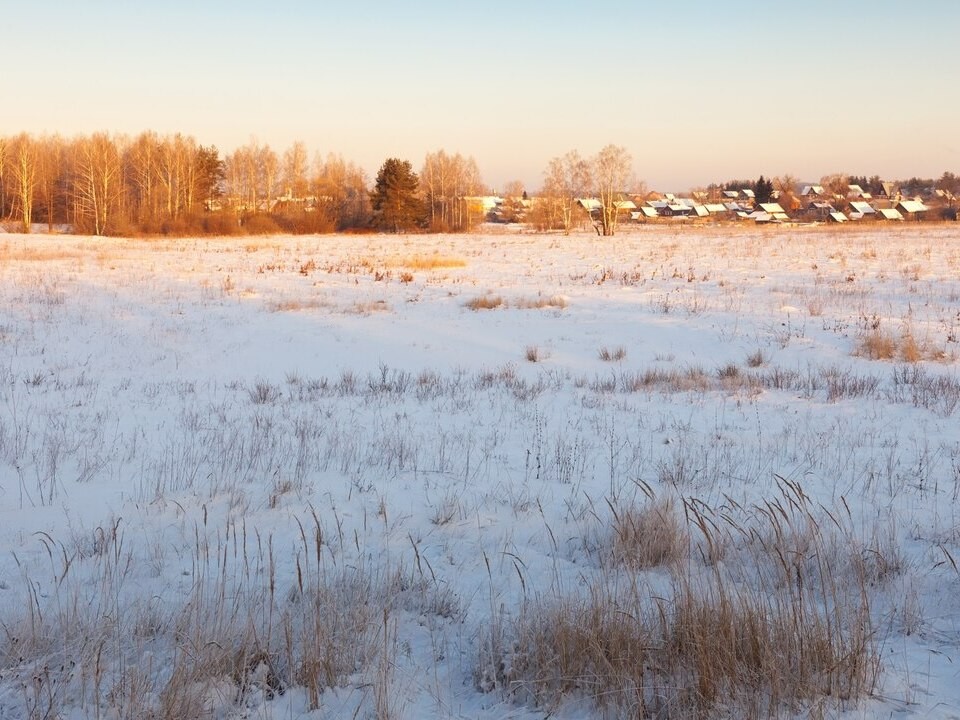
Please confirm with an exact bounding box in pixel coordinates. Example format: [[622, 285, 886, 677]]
[[0, 137, 7, 220], [312, 153, 371, 229], [283, 141, 309, 199], [126, 131, 161, 225], [542, 150, 591, 234], [71, 133, 124, 235], [420, 150, 484, 231], [36, 135, 65, 231], [260, 144, 279, 212], [8, 133, 38, 232], [593, 144, 632, 236]]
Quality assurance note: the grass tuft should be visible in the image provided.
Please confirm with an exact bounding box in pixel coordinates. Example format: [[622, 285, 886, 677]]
[[465, 294, 504, 311], [598, 345, 627, 362]]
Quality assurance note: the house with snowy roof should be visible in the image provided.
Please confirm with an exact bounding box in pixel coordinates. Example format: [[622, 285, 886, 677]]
[[758, 202, 790, 221], [807, 201, 836, 221], [896, 200, 929, 219]]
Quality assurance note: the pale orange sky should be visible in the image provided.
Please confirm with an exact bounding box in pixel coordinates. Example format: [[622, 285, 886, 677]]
[[4, 0, 958, 192]]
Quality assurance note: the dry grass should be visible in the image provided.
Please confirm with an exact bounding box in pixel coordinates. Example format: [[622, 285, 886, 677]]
[[856, 327, 943, 362], [857, 329, 899, 360], [347, 300, 391, 314], [480, 482, 881, 718], [514, 294, 569, 310], [608, 495, 686, 569], [746, 349, 766, 367], [465, 294, 504, 311], [466, 294, 567, 311], [0, 242, 85, 263], [618, 366, 714, 394], [0, 508, 457, 719], [387, 254, 466, 270], [267, 298, 329, 312], [598, 345, 627, 362]]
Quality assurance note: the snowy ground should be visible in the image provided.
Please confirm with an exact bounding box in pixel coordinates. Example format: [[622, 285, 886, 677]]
[[1, 225, 959, 719]]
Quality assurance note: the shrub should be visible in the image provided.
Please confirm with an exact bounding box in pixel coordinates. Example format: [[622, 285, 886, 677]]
[[241, 213, 284, 235]]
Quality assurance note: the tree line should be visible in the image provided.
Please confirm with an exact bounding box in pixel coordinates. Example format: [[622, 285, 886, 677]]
[[0, 132, 382, 236], [0, 132, 501, 236], [370, 144, 637, 236], [0, 131, 642, 236], [4, 130, 955, 237]]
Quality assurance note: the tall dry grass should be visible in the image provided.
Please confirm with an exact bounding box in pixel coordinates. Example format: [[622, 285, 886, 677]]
[[478, 481, 882, 718]]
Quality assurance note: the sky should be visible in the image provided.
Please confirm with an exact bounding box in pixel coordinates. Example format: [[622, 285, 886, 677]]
[[4, 0, 959, 192]]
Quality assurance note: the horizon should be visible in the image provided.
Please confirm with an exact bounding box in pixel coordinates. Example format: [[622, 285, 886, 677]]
[[4, 0, 958, 192]]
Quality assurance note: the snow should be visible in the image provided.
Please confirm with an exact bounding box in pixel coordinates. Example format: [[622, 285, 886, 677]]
[[1, 226, 959, 718]]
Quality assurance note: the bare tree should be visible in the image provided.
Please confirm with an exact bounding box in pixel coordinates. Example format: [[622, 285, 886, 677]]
[[260, 144, 278, 211], [156, 134, 197, 219], [0, 136, 7, 220], [819, 173, 849, 202], [773, 173, 800, 212], [420, 150, 485, 231], [7, 133, 38, 232], [311, 153, 371, 230], [224, 140, 267, 213], [499, 180, 526, 223], [71, 133, 125, 235], [126, 131, 161, 225], [542, 150, 591, 234], [35, 135, 65, 232], [282, 141, 309, 199], [593, 144, 632, 237]]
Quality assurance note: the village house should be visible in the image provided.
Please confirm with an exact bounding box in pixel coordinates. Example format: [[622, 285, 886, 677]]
[[896, 199, 929, 220], [807, 201, 836, 221], [877, 208, 904, 221], [849, 201, 877, 219]]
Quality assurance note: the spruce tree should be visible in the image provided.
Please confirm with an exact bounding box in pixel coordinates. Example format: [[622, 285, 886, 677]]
[[371, 158, 423, 232], [754, 175, 774, 204]]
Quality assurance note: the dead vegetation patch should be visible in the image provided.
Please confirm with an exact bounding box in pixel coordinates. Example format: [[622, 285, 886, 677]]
[[387, 254, 466, 270], [479, 481, 881, 718], [266, 298, 329, 313], [465, 294, 504, 311], [514, 294, 568, 310]]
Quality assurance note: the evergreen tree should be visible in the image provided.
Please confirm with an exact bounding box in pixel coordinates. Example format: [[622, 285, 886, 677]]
[[195, 145, 224, 209], [754, 175, 774, 204], [371, 158, 423, 232]]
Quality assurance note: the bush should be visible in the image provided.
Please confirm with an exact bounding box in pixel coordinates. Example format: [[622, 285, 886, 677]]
[[241, 213, 284, 235], [202, 211, 244, 236]]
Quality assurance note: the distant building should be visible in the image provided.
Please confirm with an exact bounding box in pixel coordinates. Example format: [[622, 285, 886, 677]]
[[877, 182, 899, 199], [896, 200, 929, 219], [807, 201, 836, 221], [661, 203, 692, 217], [758, 203, 790, 221], [849, 201, 877, 218]]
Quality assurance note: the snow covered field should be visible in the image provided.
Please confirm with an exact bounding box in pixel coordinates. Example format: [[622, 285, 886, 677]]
[[1, 225, 959, 719]]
